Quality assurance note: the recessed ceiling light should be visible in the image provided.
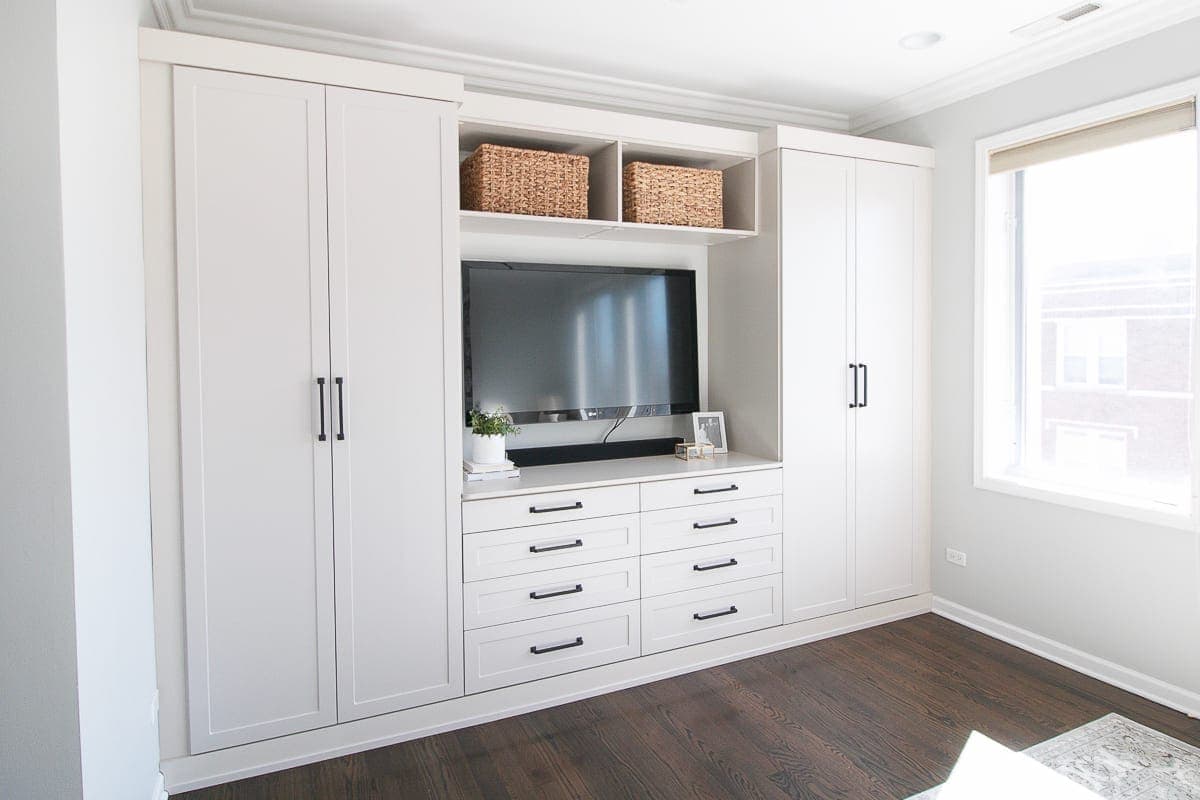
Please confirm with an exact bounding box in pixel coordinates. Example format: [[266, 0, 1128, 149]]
[[899, 31, 943, 50]]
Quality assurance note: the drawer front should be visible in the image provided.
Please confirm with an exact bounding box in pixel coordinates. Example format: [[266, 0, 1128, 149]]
[[465, 601, 641, 694], [641, 534, 782, 597], [463, 484, 639, 534], [640, 468, 782, 512], [641, 496, 783, 554], [641, 574, 782, 655], [463, 514, 640, 582], [464, 558, 640, 629]]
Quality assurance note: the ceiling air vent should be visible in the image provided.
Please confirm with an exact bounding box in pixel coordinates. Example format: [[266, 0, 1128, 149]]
[[1059, 2, 1102, 21], [1012, 3, 1103, 38]]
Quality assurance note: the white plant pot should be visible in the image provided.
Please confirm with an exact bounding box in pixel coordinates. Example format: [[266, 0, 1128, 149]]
[[472, 433, 507, 465]]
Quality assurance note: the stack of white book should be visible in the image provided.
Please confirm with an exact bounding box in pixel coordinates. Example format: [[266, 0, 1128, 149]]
[[463, 459, 520, 482]]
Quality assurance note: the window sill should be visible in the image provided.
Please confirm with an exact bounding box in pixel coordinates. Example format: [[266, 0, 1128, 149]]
[[974, 474, 1196, 532]]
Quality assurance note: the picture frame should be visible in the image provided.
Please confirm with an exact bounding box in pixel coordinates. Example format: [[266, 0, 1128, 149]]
[[691, 411, 728, 454]]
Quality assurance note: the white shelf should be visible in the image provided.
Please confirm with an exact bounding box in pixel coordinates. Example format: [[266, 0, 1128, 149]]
[[458, 98, 758, 246], [460, 210, 756, 245], [461, 452, 781, 501]]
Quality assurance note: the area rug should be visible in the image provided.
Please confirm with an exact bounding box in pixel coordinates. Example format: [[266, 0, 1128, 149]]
[[909, 714, 1200, 799]]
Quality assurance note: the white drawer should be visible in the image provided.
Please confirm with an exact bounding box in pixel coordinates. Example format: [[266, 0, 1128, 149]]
[[464, 557, 640, 629], [465, 601, 641, 694], [641, 574, 782, 655], [639, 468, 782, 511], [641, 534, 782, 598], [463, 484, 639, 534], [641, 495, 783, 554], [463, 514, 640, 582]]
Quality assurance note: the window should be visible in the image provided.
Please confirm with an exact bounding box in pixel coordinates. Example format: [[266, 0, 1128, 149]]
[[976, 87, 1199, 526], [1056, 318, 1126, 388]]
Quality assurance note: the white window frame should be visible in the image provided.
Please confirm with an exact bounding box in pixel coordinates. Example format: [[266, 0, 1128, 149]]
[[973, 77, 1200, 531]]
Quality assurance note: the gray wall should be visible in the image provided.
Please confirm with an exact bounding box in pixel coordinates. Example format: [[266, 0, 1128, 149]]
[[872, 19, 1200, 699], [57, 0, 162, 796], [1, 0, 161, 797], [0, 2, 86, 795]]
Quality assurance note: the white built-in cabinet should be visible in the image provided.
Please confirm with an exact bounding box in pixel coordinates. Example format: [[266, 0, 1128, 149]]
[[778, 150, 931, 622], [174, 66, 461, 752]]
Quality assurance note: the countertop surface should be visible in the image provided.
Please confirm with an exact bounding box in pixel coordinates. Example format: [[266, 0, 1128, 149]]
[[461, 451, 781, 500]]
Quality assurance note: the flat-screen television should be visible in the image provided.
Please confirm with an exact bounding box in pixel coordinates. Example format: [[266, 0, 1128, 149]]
[[463, 261, 700, 424]]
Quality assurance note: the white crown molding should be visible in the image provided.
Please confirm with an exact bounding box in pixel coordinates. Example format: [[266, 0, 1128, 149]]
[[153, 0, 1200, 137], [850, 0, 1200, 134], [153, 0, 849, 132], [150, 0, 176, 29]]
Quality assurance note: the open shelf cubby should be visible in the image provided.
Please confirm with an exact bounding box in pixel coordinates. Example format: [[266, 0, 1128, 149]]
[[458, 117, 757, 246]]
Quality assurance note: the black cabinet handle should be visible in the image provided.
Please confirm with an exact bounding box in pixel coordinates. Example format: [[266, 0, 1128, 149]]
[[530, 501, 583, 514], [859, 363, 868, 408], [850, 363, 858, 408], [334, 377, 346, 440], [530, 584, 583, 600], [694, 484, 738, 495], [693, 606, 739, 621], [316, 378, 327, 442], [693, 558, 738, 572], [693, 518, 738, 530], [530, 636, 584, 655], [529, 539, 583, 554]]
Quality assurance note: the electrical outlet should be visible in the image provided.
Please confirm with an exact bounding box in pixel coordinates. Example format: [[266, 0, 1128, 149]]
[[945, 548, 967, 567]]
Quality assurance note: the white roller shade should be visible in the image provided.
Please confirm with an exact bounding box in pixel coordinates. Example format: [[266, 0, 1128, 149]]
[[989, 100, 1195, 174]]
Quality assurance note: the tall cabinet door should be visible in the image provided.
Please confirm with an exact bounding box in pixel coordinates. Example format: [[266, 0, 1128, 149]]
[[174, 67, 337, 752], [853, 160, 928, 607], [780, 150, 857, 623], [326, 87, 464, 721]]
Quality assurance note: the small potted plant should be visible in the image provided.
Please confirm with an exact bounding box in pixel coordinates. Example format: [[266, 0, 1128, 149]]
[[469, 407, 520, 465]]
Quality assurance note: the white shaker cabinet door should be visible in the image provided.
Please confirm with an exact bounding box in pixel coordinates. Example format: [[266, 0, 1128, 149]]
[[325, 87, 464, 721], [853, 160, 928, 608], [174, 67, 336, 752], [779, 149, 856, 623]]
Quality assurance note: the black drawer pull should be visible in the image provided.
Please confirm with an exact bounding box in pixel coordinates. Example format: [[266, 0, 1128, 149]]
[[334, 376, 346, 440], [694, 605, 739, 621], [529, 539, 583, 554], [694, 484, 738, 495], [530, 501, 583, 514], [530, 636, 584, 655], [693, 558, 738, 572], [530, 584, 583, 600], [693, 517, 738, 530], [316, 378, 327, 442]]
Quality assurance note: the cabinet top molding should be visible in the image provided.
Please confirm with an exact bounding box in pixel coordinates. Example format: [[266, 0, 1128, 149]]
[[139, 28, 464, 104], [761, 125, 934, 169]]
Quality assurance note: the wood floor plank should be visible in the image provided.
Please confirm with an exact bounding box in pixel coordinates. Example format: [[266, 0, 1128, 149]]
[[176, 614, 1200, 800]]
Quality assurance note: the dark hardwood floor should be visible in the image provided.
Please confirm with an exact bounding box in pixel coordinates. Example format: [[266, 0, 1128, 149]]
[[178, 613, 1200, 799]]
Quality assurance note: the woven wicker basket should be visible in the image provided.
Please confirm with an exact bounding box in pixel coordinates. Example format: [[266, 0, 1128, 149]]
[[460, 143, 589, 219], [623, 162, 724, 228]]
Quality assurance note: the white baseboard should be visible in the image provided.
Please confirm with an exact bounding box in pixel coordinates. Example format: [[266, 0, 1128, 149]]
[[162, 594, 931, 793], [932, 596, 1200, 720], [153, 772, 167, 800]]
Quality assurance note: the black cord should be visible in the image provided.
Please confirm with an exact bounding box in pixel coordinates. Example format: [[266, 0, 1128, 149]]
[[602, 414, 630, 444]]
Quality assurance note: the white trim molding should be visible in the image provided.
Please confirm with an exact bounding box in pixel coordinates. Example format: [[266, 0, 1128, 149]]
[[933, 597, 1200, 719], [149, 0, 848, 132], [153, 0, 1200, 136], [851, 0, 1200, 133], [162, 594, 931, 793]]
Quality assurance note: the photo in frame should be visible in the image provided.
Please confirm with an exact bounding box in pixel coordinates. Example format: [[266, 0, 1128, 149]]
[[691, 411, 728, 454]]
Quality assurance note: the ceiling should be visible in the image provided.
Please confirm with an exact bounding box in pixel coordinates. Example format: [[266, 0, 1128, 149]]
[[159, 0, 1200, 132]]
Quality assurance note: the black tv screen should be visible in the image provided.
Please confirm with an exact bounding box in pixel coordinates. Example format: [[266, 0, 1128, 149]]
[[463, 261, 700, 424]]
